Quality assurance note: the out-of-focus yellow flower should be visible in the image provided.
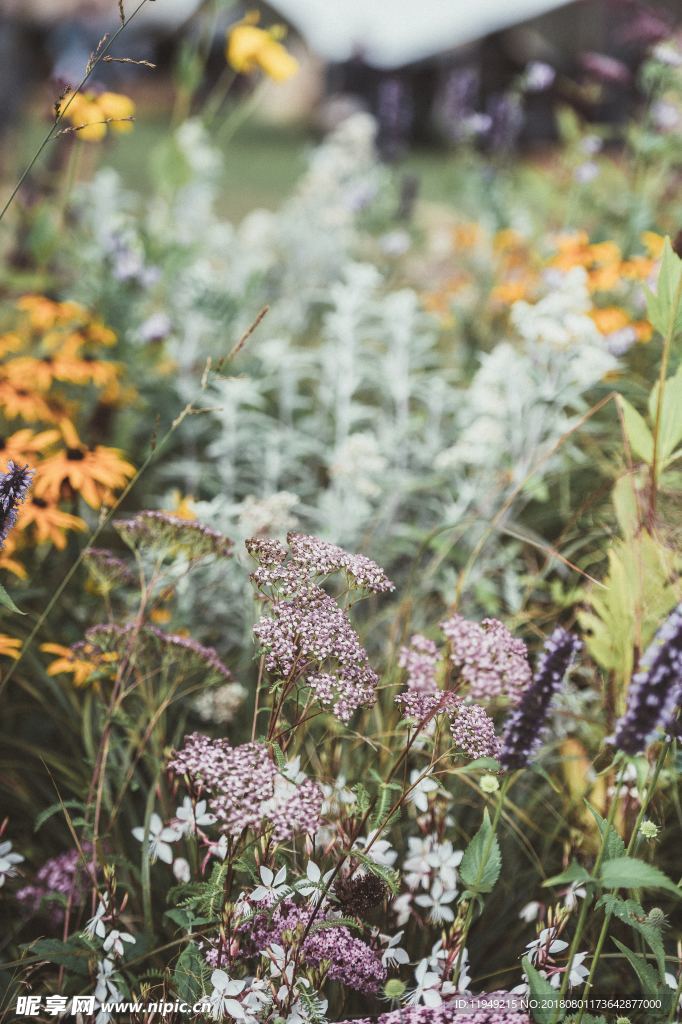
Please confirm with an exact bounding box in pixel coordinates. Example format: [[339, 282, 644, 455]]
[[167, 491, 197, 521], [19, 498, 86, 550], [0, 635, 22, 660], [63, 90, 135, 143], [226, 13, 299, 82], [33, 420, 135, 510], [591, 307, 629, 335], [41, 642, 117, 688]]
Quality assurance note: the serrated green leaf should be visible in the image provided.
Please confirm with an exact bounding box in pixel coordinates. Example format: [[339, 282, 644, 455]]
[[522, 956, 564, 1023], [25, 938, 91, 976], [599, 856, 682, 897], [460, 809, 502, 895], [596, 895, 666, 978], [0, 581, 24, 614], [584, 801, 625, 860]]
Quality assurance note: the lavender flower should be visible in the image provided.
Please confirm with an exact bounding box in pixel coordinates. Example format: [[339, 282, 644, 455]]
[[612, 604, 682, 755], [441, 614, 531, 702], [499, 628, 581, 771], [0, 461, 33, 549], [399, 635, 440, 691], [16, 844, 92, 924], [336, 992, 530, 1023], [450, 703, 501, 760]]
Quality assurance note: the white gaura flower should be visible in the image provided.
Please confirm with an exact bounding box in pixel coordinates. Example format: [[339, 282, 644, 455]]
[[0, 839, 23, 886], [102, 929, 136, 958], [353, 829, 397, 868], [551, 951, 589, 990], [84, 895, 109, 939], [407, 769, 439, 813], [406, 959, 445, 1007], [519, 900, 541, 923], [251, 864, 289, 902], [526, 927, 568, 963], [392, 891, 412, 927], [426, 839, 463, 892], [94, 958, 122, 1002], [403, 835, 434, 890], [414, 878, 457, 923], [562, 883, 586, 911], [173, 857, 191, 884], [379, 930, 410, 968], [131, 813, 180, 864], [295, 860, 333, 904], [175, 797, 216, 836], [208, 970, 247, 1021], [210, 835, 229, 861]]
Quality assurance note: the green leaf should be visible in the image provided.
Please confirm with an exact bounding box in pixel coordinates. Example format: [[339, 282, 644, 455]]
[[522, 956, 564, 1023], [648, 362, 682, 469], [34, 799, 85, 833], [645, 236, 682, 338], [599, 856, 682, 897], [543, 861, 593, 888], [612, 939, 665, 1001], [459, 809, 502, 895], [584, 801, 625, 860], [617, 395, 654, 464], [0, 581, 24, 614], [596, 895, 666, 978], [24, 938, 91, 976], [174, 942, 207, 1004]]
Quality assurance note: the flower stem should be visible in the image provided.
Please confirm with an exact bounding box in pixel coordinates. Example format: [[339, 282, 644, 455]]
[[575, 743, 672, 1024], [452, 774, 511, 989]]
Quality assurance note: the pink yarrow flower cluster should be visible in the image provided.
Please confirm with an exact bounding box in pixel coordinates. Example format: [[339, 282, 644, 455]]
[[336, 992, 530, 1023], [441, 614, 531, 702], [168, 735, 322, 841], [399, 634, 440, 691]]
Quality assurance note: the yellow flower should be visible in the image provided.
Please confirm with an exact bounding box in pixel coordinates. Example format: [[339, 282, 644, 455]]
[[167, 491, 197, 521], [227, 14, 299, 82], [63, 90, 135, 143], [0, 635, 22, 660], [18, 497, 86, 550], [33, 420, 135, 509], [41, 642, 117, 688]]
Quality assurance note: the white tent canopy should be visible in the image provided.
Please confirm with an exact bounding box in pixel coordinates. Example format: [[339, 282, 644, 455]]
[[271, 0, 573, 67]]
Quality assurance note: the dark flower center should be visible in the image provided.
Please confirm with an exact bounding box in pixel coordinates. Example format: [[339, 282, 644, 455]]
[[66, 448, 86, 461], [32, 497, 48, 508]]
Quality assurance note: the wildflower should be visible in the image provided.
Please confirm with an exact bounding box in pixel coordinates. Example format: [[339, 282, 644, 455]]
[[102, 929, 135, 957], [0, 635, 21, 660], [639, 820, 659, 841], [0, 839, 23, 886], [35, 423, 134, 509], [379, 931, 410, 968], [115, 510, 233, 560], [499, 628, 581, 771], [611, 603, 682, 754], [0, 461, 33, 549], [449, 702, 501, 760], [407, 769, 439, 812], [295, 860, 334, 905], [94, 958, 122, 1003], [41, 641, 117, 688], [441, 614, 531, 702], [426, 840, 463, 891], [251, 864, 289, 902], [16, 845, 91, 922], [414, 879, 457, 924], [131, 813, 180, 864], [18, 497, 86, 549], [383, 978, 406, 999], [334, 869, 389, 915], [174, 797, 216, 836], [226, 13, 299, 82], [480, 773, 500, 794], [84, 895, 109, 940], [353, 829, 397, 868], [399, 635, 440, 691], [519, 901, 541, 923], [173, 857, 191, 884], [62, 90, 135, 142], [405, 959, 447, 1007], [208, 970, 247, 1021]]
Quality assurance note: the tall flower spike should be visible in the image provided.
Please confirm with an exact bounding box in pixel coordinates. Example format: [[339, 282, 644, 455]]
[[0, 461, 33, 549], [499, 627, 581, 771], [611, 603, 682, 755]]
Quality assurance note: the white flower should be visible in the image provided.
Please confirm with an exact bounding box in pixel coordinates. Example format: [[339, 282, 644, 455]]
[[173, 857, 191, 883], [210, 835, 229, 861], [175, 797, 216, 836], [526, 927, 568, 963], [414, 878, 457, 923], [94, 958, 122, 1002], [295, 861, 333, 905], [0, 839, 23, 886], [406, 959, 445, 1007], [102, 929, 136, 958], [379, 930, 410, 968], [131, 813, 180, 864], [353, 829, 397, 867], [519, 901, 541, 923], [426, 840, 463, 892], [407, 769, 439, 813], [84, 895, 109, 939], [251, 864, 289, 902], [392, 891, 413, 926], [563, 884, 586, 911], [208, 970, 247, 1021], [403, 835, 434, 890], [550, 951, 589, 990]]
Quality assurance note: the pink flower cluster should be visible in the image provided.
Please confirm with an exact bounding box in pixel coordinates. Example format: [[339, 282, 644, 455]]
[[168, 735, 322, 841], [441, 614, 531, 702], [248, 902, 386, 993], [253, 586, 379, 723], [247, 531, 394, 594], [17, 844, 93, 924], [449, 702, 501, 760], [398, 634, 440, 691], [337, 993, 530, 1023]]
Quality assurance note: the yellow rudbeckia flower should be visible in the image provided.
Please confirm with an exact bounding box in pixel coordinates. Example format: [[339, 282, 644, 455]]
[[63, 90, 135, 143]]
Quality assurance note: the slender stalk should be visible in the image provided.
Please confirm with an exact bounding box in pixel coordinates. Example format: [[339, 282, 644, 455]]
[[575, 743, 672, 1024], [649, 264, 682, 524], [452, 774, 511, 988], [550, 763, 626, 1024]]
